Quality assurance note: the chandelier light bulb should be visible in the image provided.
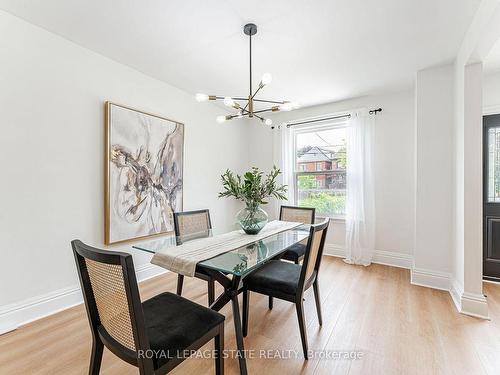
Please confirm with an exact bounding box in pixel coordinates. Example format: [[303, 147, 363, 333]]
[[223, 97, 235, 107], [261, 73, 272, 86], [216, 115, 226, 123], [264, 118, 273, 126], [279, 102, 294, 111], [195, 93, 209, 102]]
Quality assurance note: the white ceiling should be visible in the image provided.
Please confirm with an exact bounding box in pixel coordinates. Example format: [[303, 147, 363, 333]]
[[0, 0, 481, 107]]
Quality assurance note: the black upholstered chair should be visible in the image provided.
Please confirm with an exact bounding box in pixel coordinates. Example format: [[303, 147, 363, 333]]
[[242, 219, 329, 360], [279, 205, 316, 264], [173, 210, 216, 306], [72, 240, 225, 375]]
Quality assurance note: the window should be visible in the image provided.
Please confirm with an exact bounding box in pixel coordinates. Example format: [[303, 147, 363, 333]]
[[294, 121, 347, 218], [488, 126, 500, 202]]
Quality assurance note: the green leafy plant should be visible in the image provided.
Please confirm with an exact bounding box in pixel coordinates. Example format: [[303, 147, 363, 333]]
[[218, 166, 288, 207]]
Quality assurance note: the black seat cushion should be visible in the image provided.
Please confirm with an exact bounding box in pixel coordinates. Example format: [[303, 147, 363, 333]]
[[244, 260, 302, 296], [281, 242, 306, 262], [142, 292, 225, 369]]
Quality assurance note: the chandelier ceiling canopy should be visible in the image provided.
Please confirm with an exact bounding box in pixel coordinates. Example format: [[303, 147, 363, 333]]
[[195, 23, 300, 127]]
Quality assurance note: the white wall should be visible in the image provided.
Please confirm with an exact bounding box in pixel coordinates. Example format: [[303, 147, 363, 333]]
[[483, 70, 500, 111], [412, 65, 454, 288], [248, 90, 415, 264], [0, 11, 249, 329]]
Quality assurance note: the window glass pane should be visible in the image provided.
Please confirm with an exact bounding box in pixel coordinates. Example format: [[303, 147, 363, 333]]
[[295, 126, 347, 217], [488, 127, 500, 202]]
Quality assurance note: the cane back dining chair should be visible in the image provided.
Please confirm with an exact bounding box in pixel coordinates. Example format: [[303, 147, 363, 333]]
[[72, 240, 225, 375], [279, 205, 316, 264], [173, 209, 217, 306], [242, 219, 329, 360]]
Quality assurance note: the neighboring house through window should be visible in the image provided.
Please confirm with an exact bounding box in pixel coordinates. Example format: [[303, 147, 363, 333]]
[[293, 119, 347, 218]]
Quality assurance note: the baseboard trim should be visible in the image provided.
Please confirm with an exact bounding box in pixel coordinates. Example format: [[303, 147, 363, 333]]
[[0, 321, 18, 336], [410, 267, 451, 291], [445, 278, 490, 319], [136, 263, 167, 283], [0, 263, 166, 335], [461, 292, 490, 319], [450, 278, 463, 312], [324, 244, 413, 269], [0, 285, 82, 336]]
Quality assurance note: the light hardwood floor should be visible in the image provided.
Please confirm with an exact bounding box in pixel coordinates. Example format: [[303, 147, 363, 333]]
[[1, 256, 500, 375]]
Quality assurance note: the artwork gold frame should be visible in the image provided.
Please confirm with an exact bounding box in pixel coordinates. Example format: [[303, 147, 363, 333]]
[[105, 102, 184, 245]]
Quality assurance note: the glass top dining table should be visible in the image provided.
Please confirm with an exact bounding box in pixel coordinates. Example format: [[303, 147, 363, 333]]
[[132, 224, 311, 277], [132, 223, 311, 375]]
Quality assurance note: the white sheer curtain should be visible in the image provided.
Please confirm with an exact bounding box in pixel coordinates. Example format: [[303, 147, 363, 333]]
[[344, 109, 376, 266], [273, 125, 295, 203]]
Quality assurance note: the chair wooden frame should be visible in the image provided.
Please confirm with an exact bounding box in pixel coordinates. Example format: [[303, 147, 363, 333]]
[[241, 219, 329, 360], [173, 210, 216, 306], [72, 240, 224, 375]]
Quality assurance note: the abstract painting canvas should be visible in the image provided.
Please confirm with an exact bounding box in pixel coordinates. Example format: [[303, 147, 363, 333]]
[[105, 102, 184, 244]]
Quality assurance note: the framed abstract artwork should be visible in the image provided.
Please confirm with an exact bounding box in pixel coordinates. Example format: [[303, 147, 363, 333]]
[[105, 102, 184, 244]]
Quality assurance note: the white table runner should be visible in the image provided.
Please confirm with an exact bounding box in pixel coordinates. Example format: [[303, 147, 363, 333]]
[[150, 220, 301, 277]]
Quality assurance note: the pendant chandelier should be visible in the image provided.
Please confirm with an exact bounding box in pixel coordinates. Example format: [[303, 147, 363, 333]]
[[195, 23, 299, 126]]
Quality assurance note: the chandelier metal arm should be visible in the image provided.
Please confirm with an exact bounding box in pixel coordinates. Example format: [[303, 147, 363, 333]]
[[253, 98, 287, 105], [225, 112, 263, 122], [242, 103, 250, 114], [250, 84, 263, 101], [238, 108, 251, 116], [242, 100, 250, 113], [236, 107, 274, 116], [210, 96, 284, 104], [227, 106, 275, 118], [252, 113, 265, 122], [251, 107, 280, 115], [210, 96, 249, 102]]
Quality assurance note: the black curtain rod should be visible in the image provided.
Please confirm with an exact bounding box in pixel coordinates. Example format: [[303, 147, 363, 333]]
[[281, 107, 383, 129], [285, 114, 350, 128]]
